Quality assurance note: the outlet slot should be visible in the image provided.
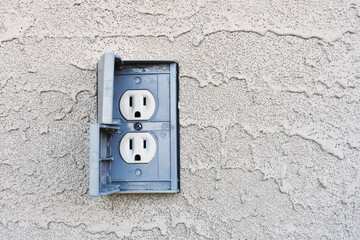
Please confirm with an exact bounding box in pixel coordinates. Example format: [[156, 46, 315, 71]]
[[143, 140, 146, 148], [135, 111, 141, 118], [129, 97, 133, 107], [129, 139, 132, 150], [143, 97, 146, 106], [135, 154, 141, 161]]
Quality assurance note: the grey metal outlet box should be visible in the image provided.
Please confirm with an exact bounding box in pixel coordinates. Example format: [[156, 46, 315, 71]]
[[89, 53, 179, 196]]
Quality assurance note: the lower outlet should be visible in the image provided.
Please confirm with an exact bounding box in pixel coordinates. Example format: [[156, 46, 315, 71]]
[[119, 132, 156, 164]]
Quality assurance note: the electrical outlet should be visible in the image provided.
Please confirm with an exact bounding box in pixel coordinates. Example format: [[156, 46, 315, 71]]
[[119, 132, 156, 164], [89, 53, 179, 196], [119, 90, 156, 120]]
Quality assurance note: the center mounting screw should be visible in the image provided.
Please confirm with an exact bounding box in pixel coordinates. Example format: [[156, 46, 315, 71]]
[[134, 122, 142, 130]]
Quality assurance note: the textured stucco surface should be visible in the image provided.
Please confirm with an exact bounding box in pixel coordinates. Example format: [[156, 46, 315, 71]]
[[1, 0, 360, 239]]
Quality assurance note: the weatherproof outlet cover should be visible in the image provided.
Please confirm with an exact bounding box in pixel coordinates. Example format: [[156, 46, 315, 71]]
[[89, 53, 179, 196]]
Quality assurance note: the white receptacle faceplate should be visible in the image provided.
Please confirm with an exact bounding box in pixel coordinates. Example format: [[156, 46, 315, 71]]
[[119, 132, 157, 164], [119, 90, 156, 120]]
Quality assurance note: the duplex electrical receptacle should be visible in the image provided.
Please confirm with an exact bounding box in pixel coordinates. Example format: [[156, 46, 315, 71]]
[[89, 52, 179, 196]]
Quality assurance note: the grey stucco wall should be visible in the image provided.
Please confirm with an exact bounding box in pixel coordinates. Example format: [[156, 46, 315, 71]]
[[1, 0, 360, 239]]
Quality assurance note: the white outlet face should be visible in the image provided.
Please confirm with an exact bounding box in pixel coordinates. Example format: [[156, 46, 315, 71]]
[[119, 90, 156, 120], [119, 132, 156, 164]]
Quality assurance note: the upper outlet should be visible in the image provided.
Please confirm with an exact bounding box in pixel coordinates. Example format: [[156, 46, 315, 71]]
[[119, 90, 156, 120]]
